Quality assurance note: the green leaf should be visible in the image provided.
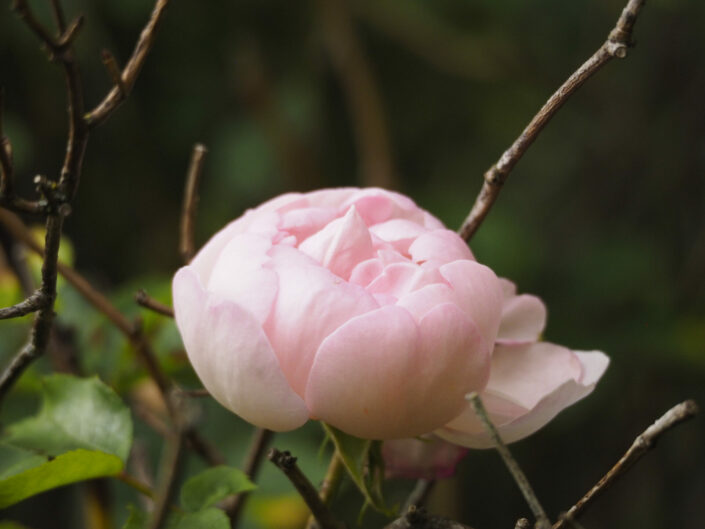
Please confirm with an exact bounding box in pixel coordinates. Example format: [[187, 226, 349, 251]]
[[0, 449, 123, 508], [321, 423, 392, 515], [0, 443, 46, 480], [122, 504, 148, 529], [180, 466, 256, 512], [4, 374, 132, 462], [170, 508, 230, 529]]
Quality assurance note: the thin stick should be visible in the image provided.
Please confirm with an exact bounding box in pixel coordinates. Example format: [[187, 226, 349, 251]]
[[268, 449, 345, 529], [467, 392, 550, 529], [552, 400, 699, 529], [179, 143, 207, 264], [226, 428, 274, 527], [116, 472, 156, 500], [402, 479, 435, 512], [305, 453, 345, 529], [149, 430, 185, 529], [135, 289, 174, 318], [458, 0, 647, 241], [514, 519, 530, 529], [86, 0, 171, 128], [317, 0, 396, 189]]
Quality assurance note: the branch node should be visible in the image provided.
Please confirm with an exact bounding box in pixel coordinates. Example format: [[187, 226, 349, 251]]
[[101, 49, 126, 98], [56, 15, 84, 49]]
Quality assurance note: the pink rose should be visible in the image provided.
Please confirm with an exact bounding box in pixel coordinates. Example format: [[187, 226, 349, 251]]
[[172, 188, 504, 439]]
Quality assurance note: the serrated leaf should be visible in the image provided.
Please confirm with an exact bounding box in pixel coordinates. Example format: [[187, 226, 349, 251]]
[[4, 374, 132, 462], [0, 449, 123, 508], [321, 423, 392, 515], [180, 466, 256, 512], [169, 508, 230, 529]]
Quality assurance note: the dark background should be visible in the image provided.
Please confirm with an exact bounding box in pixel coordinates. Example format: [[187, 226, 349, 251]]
[[0, 0, 703, 528]]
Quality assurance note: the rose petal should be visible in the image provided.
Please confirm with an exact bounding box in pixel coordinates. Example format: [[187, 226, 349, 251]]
[[298, 205, 375, 280], [436, 345, 609, 448], [207, 234, 277, 324], [439, 260, 503, 348], [408, 229, 474, 264], [382, 436, 468, 480], [279, 206, 339, 241], [370, 219, 427, 255], [264, 245, 379, 396], [173, 267, 309, 431], [367, 262, 445, 299], [306, 303, 486, 439], [497, 294, 547, 344]]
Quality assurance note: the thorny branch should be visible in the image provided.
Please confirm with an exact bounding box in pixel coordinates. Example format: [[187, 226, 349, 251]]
[[552, 400, 699, 529], [268, 449, 345, 529], [457, 0, 647, 241]]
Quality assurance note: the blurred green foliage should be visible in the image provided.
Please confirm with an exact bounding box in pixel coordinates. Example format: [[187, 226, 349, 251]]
[[0, 0, 703, 528]]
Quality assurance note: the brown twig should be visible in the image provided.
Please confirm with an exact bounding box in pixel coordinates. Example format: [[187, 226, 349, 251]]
[[467, 393, 550, 529], [268, 449, 345, 529], [179, 143, 207, 264], [552, 400, 699, 529], [225, 428, 274, 527], [101, 49, 126, 97], [149, 428, 185, 529], [514, 519, 530, 529], [135, 289, 174, 318], [317, 0, 396, 189], [86, 0, 171, 128], [457, 0, 647, 241], [0, 289, 45, 320], [402, 479, 436, 512]]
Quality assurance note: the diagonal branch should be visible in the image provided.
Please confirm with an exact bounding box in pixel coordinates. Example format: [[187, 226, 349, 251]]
[[552, 400, 698, 529], [458, 0, 647, 241], [0, 289, 46, 320], [86, 0, 171, 128], [179, 143, 207, 264]]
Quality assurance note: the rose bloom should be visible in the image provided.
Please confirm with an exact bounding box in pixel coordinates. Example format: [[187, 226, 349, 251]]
[[172, 188, 607, 443]]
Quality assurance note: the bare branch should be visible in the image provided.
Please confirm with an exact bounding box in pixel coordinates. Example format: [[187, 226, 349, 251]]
[[86, 0, 171, 128], [458, 0, 647, 241], [553, 400, 699, 529], [149, 428, 185, 529], [100, 49, 126, 97], [514, 519, 530, 529], [268, 448, 345, 529], [467, 393, 550, 529], [402, 479, 436, 512], [225, 428, 274, 526], [0, 290, 46, 320], [135, 289, 174, 318], [317, 0, 397, 189], [305, 453, 345, 529], [179, 143, 207, 264]]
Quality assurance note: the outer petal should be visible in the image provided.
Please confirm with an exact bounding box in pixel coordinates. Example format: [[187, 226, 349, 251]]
[[496, 294, 547, 344], [306, 303, 486, 439], [370, 219, 427, 255], [436, 344, 609, 448], [207, 234, 277, 324], [439, 260, 504, 348], [173, 268, 308, 431], [367, 262, 445, 299], [264, 245, 379, 397], [382, 436, 468, 479], [279, 206, 339, 242]]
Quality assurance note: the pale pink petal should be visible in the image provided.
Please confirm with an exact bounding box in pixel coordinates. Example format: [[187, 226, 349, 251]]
[[207, 234, 277, 324], [306, 303, 486, 439], [367, 262, 444, 299], [422, 211, 446, 230], [304, 188, 360, 208], [255, 192, 306, 214], [343, 188, 426, 226], [279, 206, 338, 241], [436, 345, 609, 448], [499, 278, 517, 299], [408, 229, 474, 264], [349, 258, 384, 287], [382, 437, 468, 479], [370, 219, 428, 255], [439, 260, 503, 348], [497, 294, 547, 344], [173, 268, 309, 431], [298, 206, 375, 280], [397, 283, 457, 321], [264, 246, 379, 396]]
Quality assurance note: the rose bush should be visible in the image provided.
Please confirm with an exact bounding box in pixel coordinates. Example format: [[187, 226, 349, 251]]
[[173, 188, 504, 439]]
